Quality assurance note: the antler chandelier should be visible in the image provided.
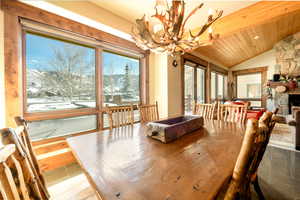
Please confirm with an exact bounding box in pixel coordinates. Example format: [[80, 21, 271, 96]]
[[131, 0, 223, 56]]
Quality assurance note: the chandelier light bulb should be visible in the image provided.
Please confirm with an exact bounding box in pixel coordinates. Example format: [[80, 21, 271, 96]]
[[208, 8, 214, 16], [153, 24, 163, 34]]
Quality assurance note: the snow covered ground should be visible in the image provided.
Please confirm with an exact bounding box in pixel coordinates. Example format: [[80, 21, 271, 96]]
[[28, 98, 96, 112], [28, 109, 140, 140], [28, 115, 97, 140]]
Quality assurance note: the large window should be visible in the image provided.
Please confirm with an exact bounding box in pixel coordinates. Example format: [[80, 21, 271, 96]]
[[25, 33, 96, 112], [237, 73, 262, 107], [211, 72, 227, 102], [184, 61, 205, 114], [103, 51, 140, 106], [23, 29, 145, 140], [102, 51, 141, 126]]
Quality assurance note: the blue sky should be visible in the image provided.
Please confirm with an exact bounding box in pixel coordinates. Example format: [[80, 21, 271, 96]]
[[26, 33, 139, 75]]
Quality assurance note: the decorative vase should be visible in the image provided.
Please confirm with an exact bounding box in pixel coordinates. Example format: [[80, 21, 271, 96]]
[[288, 80, 297, 90]]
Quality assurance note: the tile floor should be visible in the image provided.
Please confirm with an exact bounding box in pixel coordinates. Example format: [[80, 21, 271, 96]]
[[257, 146, 300, 200], [269, 123, 295, 150], [44, 146, 300, 200]]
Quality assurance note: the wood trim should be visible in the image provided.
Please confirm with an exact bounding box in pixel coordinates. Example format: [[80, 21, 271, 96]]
[[181, 56, 185, 115], [140, 57, 146, 105], [206, 63, 211, 103], [182, 53, 208, 67], [96, 48, 103, 130], [3, 0, 143, 53], [142, 53, 150, 105], [232, 67, 268, 76], [21, 30, 27, 116], [24, 108, 99, 121], [4, 2, 23, 127], [210, 63, 228, 75]]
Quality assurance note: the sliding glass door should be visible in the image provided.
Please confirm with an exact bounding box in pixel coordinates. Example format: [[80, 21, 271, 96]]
[[210, 72, 228, 103], [184, 61, 205, 114]]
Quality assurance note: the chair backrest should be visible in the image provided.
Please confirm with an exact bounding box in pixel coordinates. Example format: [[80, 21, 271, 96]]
[[0, 144, 30, 200], [0, 128, 50, 200], [139, 102, 159, 123], [193, 103, 215, 119], [217, 103, 247, 124], [14, 117, 47, 188], [224, 111, 275, 200], [105, 104, 134, 130]]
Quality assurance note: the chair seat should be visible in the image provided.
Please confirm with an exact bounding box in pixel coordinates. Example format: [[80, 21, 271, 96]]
[[246, 110, 265, 120]]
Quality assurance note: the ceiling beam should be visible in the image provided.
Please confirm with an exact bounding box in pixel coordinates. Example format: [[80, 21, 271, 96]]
[[191, 1, 300, 68], [191, 1, 300, 40]]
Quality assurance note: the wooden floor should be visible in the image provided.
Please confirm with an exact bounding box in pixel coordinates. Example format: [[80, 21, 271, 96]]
[[44, 163, 97, 200]]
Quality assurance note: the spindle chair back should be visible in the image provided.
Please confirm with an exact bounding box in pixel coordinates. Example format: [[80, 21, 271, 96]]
[[139, 102, 159, 123], [0, 127, 50, 199], [193, 103, 215, 119], [223, 111, 276, 200], [106, 104, 134, 130], [14, 117, 47, 188], [217, 104, 247, 124]]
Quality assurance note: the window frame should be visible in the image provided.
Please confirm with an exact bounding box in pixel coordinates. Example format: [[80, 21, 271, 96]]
[[233, 67, 268, 108], [101, 50, 143, 128], [22, 26, 148, 138], [183, 60, 207, 114], [22, 30, 100, 121], [210, 71, 227, 103]]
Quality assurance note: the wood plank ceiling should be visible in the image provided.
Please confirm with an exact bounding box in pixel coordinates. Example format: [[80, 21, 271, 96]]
[[193, 1, 300, 68]]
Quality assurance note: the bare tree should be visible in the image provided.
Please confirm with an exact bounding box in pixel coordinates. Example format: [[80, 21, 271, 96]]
[[42, 43, 95, 102]]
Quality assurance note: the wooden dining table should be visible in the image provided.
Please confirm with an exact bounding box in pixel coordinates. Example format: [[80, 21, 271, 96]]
[[67, 119, 246, 200]]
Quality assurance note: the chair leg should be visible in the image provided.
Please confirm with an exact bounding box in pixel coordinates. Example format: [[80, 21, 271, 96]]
[[253, 176, 265, 200]]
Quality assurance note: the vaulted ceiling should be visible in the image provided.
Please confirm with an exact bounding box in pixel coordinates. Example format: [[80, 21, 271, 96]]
[[193, 1, 300, 67]]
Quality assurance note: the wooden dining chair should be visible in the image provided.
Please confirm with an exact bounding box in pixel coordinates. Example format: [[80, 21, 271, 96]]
[[0, 128, 50, 200], [139, 102, 159, 123], [221, 111, 276, 200], [14, 117, 47, 188], [217, 103, 248, 124], [193, 103, 215, 119], [105, 104, 134, 130]]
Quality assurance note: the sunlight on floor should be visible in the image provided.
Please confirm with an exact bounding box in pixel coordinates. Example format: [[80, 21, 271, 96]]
[[45, 164, 97, 200]]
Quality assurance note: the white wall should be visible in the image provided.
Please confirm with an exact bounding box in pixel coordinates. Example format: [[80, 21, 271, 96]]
[[149, 54, 183, 118], [231, 49, 276, 79], [167, 56, 183, 117], [0, 5, 5, 128], [47, 1, 133, 34], [149, 53, 169, 118]]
